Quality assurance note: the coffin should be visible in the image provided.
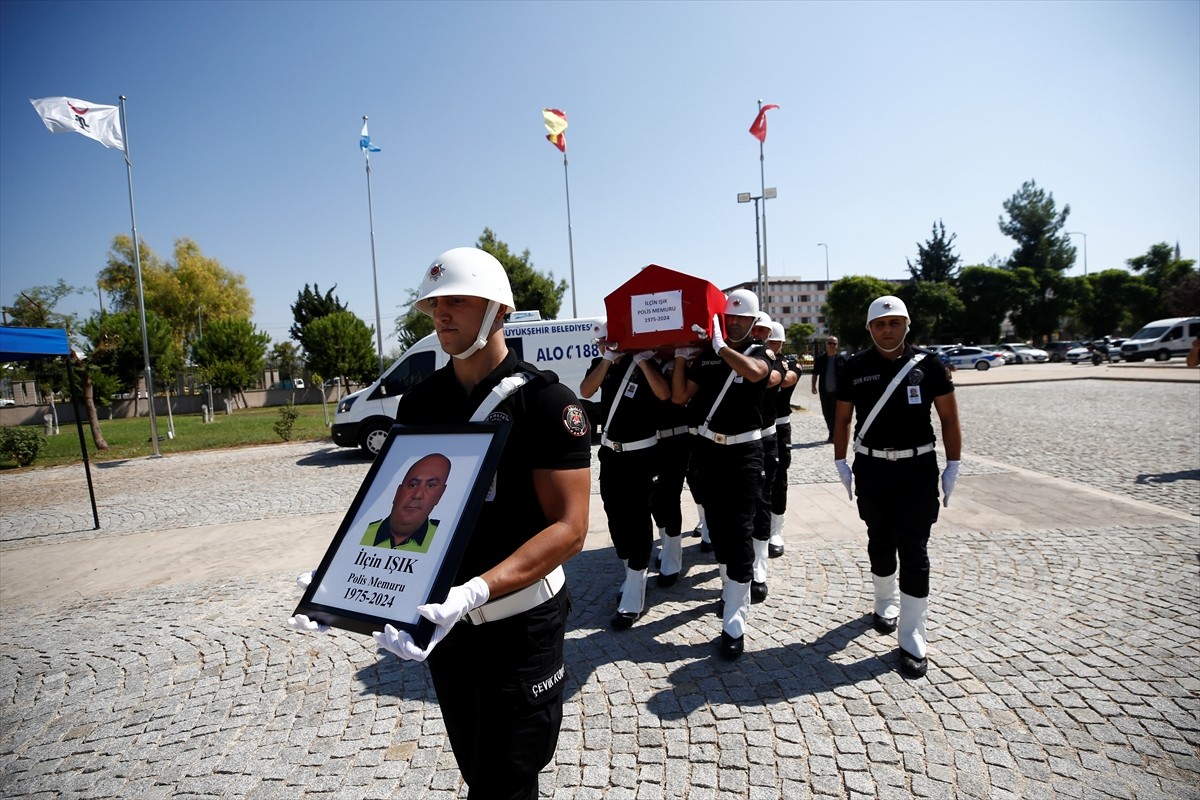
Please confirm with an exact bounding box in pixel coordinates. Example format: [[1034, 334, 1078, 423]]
[[602, 264, 728, 351]]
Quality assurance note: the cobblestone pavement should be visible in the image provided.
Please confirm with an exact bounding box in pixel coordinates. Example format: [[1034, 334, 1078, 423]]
[[1, 379, 1198, 799]]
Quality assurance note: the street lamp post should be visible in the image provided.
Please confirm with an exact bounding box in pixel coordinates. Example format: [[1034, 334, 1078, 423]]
[[817, 243, 830, 336], [737, 187, 776, 308], [1066, 231, 1087, 277]]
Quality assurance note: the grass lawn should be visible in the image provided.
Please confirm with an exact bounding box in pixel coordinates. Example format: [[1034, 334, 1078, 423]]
[[1, 404, 339, 470]]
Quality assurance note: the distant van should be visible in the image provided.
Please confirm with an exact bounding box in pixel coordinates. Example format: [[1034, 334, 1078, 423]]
[[331, 313, 605, 455], [1118, 317, 1200, 362]]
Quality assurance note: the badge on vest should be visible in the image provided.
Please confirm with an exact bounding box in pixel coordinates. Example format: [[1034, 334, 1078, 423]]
[[624, 381, 638, 398], [907, 385, 922, 404]]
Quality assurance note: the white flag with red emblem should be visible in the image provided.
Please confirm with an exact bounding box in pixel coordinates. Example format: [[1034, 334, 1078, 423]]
[[542, 108, 567, 153], [30, 97, 124, 151]]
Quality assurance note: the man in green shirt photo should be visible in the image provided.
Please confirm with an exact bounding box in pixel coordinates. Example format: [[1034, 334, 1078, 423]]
[[361, 453, 452, 553]]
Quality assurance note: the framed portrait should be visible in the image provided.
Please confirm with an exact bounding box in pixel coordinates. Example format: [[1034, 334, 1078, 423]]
[[293, 422, 511, 648]]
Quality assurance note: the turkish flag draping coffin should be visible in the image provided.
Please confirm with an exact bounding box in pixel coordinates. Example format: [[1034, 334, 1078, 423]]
[[603, 264, 727, 351]]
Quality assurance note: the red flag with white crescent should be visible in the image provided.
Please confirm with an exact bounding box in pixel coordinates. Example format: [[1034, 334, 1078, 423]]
[[748, 104, 779, 143]]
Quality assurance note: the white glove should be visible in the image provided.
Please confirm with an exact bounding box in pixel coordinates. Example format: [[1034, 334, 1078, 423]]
[[941, 460, 960, 507], [711, 314, 727, 354], [633, 350, 654, 364], [601, 347, 619, 362], [373, 576, 490, 662], [287, 614, 329, 633], [296, 570, 315, 590], [675, 346, 700, 360], [835, 458, 853, 500]]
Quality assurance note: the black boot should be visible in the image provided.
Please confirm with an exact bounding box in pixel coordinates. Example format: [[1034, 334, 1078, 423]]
[[898, 647, 927, 678]]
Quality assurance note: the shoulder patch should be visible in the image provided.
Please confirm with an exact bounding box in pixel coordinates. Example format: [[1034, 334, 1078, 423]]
[[562, 404, 589, 437]]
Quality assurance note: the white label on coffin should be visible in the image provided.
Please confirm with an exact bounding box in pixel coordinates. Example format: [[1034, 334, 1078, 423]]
[[630, 290, 684, 334]]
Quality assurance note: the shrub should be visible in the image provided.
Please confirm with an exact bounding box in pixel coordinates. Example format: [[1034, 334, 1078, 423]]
[[274, 401, 300, 442], [0, 427, 45, 466]]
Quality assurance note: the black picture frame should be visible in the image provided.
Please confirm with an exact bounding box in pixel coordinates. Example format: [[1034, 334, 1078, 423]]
[[293, 422, 510, 648]]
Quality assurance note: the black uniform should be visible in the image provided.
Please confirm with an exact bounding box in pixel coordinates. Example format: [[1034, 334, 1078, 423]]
[[651, 357, 690, 541], [684, 342, 770, 584], [836, 345, 953, 598], [394, 351, 591, 800], [587, 355, 662, 571], [813, 350, 848, 438], [752, 355, 786, 544], [771, 356, 803, 514]]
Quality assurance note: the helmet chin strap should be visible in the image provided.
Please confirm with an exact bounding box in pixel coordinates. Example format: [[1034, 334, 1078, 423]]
[[452, 300, 502, 360], [728, 318, 752, 344]]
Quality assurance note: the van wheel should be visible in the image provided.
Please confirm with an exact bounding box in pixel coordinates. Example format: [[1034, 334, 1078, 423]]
[[1155, 349, 1171, 362], [360, 425, 389, 457]]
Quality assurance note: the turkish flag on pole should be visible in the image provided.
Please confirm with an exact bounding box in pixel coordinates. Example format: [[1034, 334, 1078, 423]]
[[543, 108, 568, 152], [748, 104, 779, 143]]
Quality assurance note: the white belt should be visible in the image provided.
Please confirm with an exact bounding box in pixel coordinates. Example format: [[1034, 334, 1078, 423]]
[[465, 565, 565, 624], [694, 425, 762, 446], [853, 442, 936, 461], [657, 425, 689, 439], [775, 416, 792, 427], [760, 424, 776, 438], [601, 434, 658, 453]]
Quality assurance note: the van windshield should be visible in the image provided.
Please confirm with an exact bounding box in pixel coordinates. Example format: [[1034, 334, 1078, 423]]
[[377, 351, 436, 397], [1129, 325, 1170, 341]]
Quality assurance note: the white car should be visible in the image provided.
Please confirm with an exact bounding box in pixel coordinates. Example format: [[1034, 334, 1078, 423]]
[[0, 398, 14, 407], [1066, 345, 1094, 364], [942, 346, 1006, 370], [993, 343, 1049, 364]]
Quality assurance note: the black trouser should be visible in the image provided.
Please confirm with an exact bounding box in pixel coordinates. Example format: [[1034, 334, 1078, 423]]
[[771, 422, 792, 514], [651, 433, 690, 537], [819, 391, 838, 436], [428, 591, 571, 800], [599, 445, 657, 570], [853, 452, 940, 598], [690, 437, 762, 583], [752, 432, 778, 543]]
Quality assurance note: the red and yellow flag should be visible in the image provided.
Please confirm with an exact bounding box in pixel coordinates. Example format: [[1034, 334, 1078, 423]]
[[748, 104, 779, 143], [543, 108, 567, 152]]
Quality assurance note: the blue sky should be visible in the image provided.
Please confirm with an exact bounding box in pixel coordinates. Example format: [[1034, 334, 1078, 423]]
[[2, 0, 1197, 351]]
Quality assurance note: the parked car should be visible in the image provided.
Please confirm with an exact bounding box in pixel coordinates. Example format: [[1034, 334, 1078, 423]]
[[979, 345, 1018, 364], [942, 346, 1006, 370], [992, 343, 1049, 364], [1043, 341, 1084, 362], [1066, 344, 1094, 364], [1119, 317, 1200, 362], [0, 398, 14, 407]]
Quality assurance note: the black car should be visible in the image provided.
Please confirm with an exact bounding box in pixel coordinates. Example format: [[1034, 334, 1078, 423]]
[[1043, 341, 1084, 362]]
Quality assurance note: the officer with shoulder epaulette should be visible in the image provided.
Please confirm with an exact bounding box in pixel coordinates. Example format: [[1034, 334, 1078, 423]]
[[832, 295, 961, 679], [580, 325, 671, 629], [650, 347, 692, 588], [286, 247, 592, 799], [767, 322, 801, 557], [672, 289, 771, 659]]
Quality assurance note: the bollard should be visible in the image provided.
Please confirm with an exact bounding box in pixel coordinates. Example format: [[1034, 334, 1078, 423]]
[[44, 414, 54, 436], [201, 404, 209, 424], [224, 398, 233, 416]]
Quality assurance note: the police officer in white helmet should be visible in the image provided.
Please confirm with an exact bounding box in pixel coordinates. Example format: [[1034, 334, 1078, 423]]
[[832, 295, 961, 679], [295, 246, 592, 799], [672, 288, 771, 659], [766, 321, 800, 557]]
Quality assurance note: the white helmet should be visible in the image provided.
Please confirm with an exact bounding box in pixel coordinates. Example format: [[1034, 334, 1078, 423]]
[[415, 247, 514, 360], [768, 322, 786, 342], [414, 247, 514, 316], [724, 289, 759, 318], [865, 295, 909, 326], [752, 311, 773, 329]]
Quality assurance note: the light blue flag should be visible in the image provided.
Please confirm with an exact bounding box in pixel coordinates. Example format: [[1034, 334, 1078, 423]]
[[360, 121, 381, 153]]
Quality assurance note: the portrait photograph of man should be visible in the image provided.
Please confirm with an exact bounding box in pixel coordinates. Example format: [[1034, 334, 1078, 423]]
[[360, 453, 451, 553]]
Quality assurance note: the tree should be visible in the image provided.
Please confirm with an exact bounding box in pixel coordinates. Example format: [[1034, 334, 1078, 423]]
[[81, 309, 181, 417], [290, 284, 348, 356], [1074, 270, 1157, 338], [98, 235, 252, 352], [191, 318, 270, 407], [269, 341, 302, 384], [998, 180, 1076, 341], [823, 276, 896, 352], [394, 288, 435, 354], [303, 311, 378, 387], [2, 280, 111, 450], [1126, 243, 1198, 319], [477, 229, 568, 317], [785, 322, 815, 356], [896, 281, 965, 344], [955, 266, 1023, 344], [906, 220, 961, 283]]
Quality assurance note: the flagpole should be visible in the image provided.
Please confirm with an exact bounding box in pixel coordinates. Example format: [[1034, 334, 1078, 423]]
[[119, 96, 162, 458], [562, 152, 577, 318], [757, 99, 769, 309], [363, 115, 384, 376]]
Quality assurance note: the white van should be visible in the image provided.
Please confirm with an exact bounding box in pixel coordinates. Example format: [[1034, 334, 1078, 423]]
[[1118, 317, 1200, 362], [332, 313, 605, 455]]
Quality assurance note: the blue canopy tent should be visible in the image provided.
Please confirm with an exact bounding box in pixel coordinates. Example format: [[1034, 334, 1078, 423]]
[[0, 326, 100, 529]]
